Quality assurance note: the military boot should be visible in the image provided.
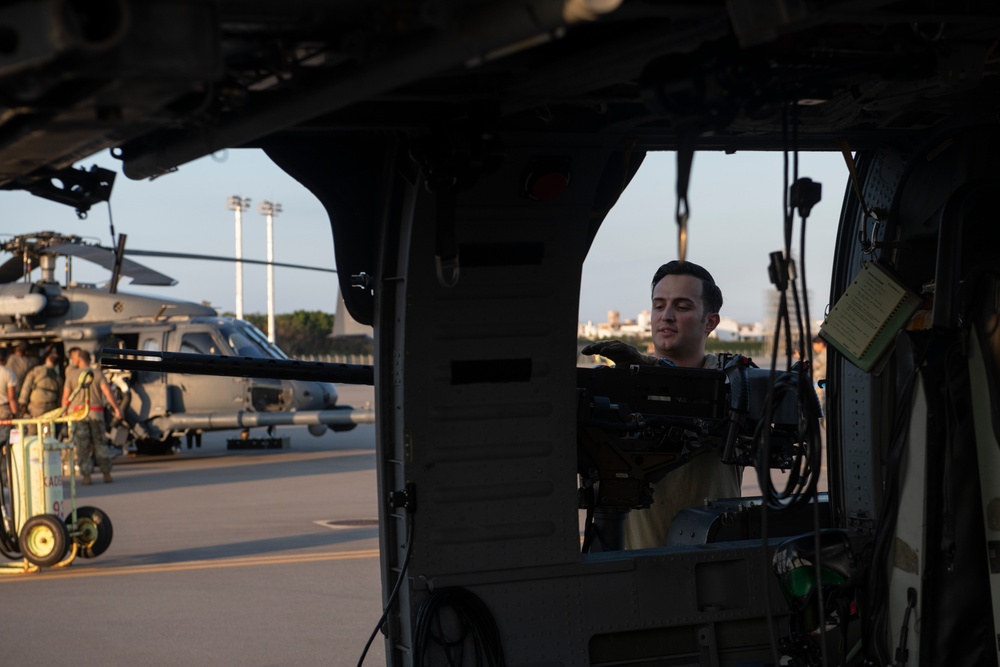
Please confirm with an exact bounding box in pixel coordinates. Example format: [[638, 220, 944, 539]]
[[81, 474, 92, 485], [102, 471, 113, 484]]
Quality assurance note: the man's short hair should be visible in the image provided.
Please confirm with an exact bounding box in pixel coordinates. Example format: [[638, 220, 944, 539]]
[[78, 350, 92, 364], [650, 260, 723, 314]]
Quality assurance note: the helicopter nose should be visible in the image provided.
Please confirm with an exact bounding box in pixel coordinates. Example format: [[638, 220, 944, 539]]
[[320, 382, 339, 408]]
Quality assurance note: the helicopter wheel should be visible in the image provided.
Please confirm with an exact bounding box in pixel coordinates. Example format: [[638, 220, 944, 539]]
[[19, 514, 70, 568], [65, 506, 113, 558], [330, 405, 358, 432], [134, 437, 178, 456]]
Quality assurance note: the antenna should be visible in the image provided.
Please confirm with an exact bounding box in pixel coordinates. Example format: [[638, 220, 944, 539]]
[[109, 233, 127, 294]]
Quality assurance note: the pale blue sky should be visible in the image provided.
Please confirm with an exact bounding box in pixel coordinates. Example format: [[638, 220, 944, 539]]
[[582, 150, 847, 325], [1, 148, 847, 325]]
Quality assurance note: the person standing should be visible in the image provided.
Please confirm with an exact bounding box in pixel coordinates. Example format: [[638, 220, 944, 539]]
[[811, 335, 828, 419], [62, 350, 124, 485], [583, 260, 742, 549], [5, 342, 30, 386], [19, 350, 63, 435], [0, 349, 18, 450]]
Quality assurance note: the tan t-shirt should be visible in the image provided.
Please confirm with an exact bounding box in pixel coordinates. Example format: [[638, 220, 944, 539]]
[[65, 365, 108, 412], [624, 353, 743, 549]]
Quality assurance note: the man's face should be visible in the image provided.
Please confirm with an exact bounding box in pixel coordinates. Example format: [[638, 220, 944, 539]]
[[650, 273, 720, 365]]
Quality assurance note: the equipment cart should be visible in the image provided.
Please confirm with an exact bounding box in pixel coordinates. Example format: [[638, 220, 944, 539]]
[[0, 370, 113, 573]]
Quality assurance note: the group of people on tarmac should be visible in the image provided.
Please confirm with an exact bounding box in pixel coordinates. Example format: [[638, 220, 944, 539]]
[[1, 343, 124, 486]]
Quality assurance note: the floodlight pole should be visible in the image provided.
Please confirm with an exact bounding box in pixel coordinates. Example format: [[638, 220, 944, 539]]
[[258, 200, 282, 343], [227, 195, 251, 320]]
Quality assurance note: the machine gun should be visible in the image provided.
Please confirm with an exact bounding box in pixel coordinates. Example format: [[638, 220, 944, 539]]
[[576, 357, 817, 550]]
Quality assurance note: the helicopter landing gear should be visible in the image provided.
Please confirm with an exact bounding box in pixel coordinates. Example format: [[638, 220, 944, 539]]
[[185, 430, 203, 449], [132, 437, 178, 456]]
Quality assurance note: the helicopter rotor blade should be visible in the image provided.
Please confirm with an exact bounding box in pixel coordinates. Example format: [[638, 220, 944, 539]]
[[123, 248, 338, 273], [0, 253, 35, 283], [46, 243, 178, 286]]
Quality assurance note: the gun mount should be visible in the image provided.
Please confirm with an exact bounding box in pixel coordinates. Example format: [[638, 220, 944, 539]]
[[576, 359, 820, 550]]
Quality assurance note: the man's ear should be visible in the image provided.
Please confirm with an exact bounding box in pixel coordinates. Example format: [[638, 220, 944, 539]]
[[704, 312, 721, 335]]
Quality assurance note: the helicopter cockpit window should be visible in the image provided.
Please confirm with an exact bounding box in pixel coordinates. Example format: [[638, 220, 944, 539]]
[[180, 332, 221, 355], [224, 328, 268, 359], [141, 337, 160, 361], [227, 321, 289, 360]]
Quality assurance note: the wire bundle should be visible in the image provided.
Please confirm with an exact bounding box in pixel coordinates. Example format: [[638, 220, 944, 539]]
[[414, 587, 506, 667], [759, 108, 834, 667]]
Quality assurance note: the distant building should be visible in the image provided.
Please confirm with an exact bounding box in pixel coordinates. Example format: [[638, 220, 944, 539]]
[[580, 310, 763, 342], [762, 286, 824, 355]]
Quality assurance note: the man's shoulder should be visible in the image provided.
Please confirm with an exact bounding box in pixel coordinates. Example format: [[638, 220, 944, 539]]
[[26, 364, 47, 378]]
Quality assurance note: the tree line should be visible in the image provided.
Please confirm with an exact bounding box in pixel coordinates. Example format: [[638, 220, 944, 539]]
[[225, 311, 374, 357]]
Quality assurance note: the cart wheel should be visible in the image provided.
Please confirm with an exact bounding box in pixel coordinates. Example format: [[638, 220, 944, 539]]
[[19, 515, 70, 568], [66, 506, 113, 558]]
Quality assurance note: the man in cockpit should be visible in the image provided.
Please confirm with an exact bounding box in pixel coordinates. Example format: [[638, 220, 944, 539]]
[[583, 260, 743, 549]]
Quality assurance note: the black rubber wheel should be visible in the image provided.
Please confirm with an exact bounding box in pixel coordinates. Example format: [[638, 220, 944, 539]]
[[19, 514, 70, 568], [65, 506, 113, 558], [133, 437, 178, 456]]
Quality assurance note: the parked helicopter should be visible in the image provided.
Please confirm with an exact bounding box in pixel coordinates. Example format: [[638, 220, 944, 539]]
[[0, 231, 371, 455]]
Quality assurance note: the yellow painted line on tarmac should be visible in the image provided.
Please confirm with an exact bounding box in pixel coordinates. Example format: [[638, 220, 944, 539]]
[[0, 548, 380, 582]]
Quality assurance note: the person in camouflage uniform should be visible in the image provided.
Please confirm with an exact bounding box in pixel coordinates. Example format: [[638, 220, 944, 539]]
[[62, 350, 124, 485], [0, 349, 17, 450], [18, 350, 62, 435]]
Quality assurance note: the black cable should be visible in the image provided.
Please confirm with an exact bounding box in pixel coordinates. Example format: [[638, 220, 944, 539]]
[[861, 342, 924, 663], [413, 587, 506, 667], [357, 513, 415, 667], [761, 106, 831, 666], [106, 200, 117, 249], [0, 438, 20, 558]]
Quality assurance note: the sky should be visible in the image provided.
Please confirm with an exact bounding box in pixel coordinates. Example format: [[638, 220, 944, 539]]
[[1, 148, 848, 325]]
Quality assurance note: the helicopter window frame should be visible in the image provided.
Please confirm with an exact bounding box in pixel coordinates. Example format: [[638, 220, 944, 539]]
[[222, 327, 271, 359], [180, 331, 223, 356], [230, 321, 289, 360], [140, 336, 161, 361]]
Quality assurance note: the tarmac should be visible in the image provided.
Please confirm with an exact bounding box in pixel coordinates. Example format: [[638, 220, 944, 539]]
[[1, 384, 385, 667]]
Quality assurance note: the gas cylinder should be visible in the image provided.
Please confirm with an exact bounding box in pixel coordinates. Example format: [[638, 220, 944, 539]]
[[8, 430, 65, 534]]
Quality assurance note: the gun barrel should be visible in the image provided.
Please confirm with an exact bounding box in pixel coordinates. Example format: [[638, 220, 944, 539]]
[[100, 349, 375, 385]]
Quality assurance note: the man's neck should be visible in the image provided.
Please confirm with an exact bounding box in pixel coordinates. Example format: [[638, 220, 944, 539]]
[[657, 350, 707, 368]]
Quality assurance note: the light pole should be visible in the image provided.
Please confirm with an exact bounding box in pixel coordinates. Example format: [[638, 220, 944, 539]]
[[226, 195, 251, 319], [258, 200, 282, 343]]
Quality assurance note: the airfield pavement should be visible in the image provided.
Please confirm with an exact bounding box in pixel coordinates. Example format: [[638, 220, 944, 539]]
[[2, 384, 385, 667], [1, 383, 825, 666]]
